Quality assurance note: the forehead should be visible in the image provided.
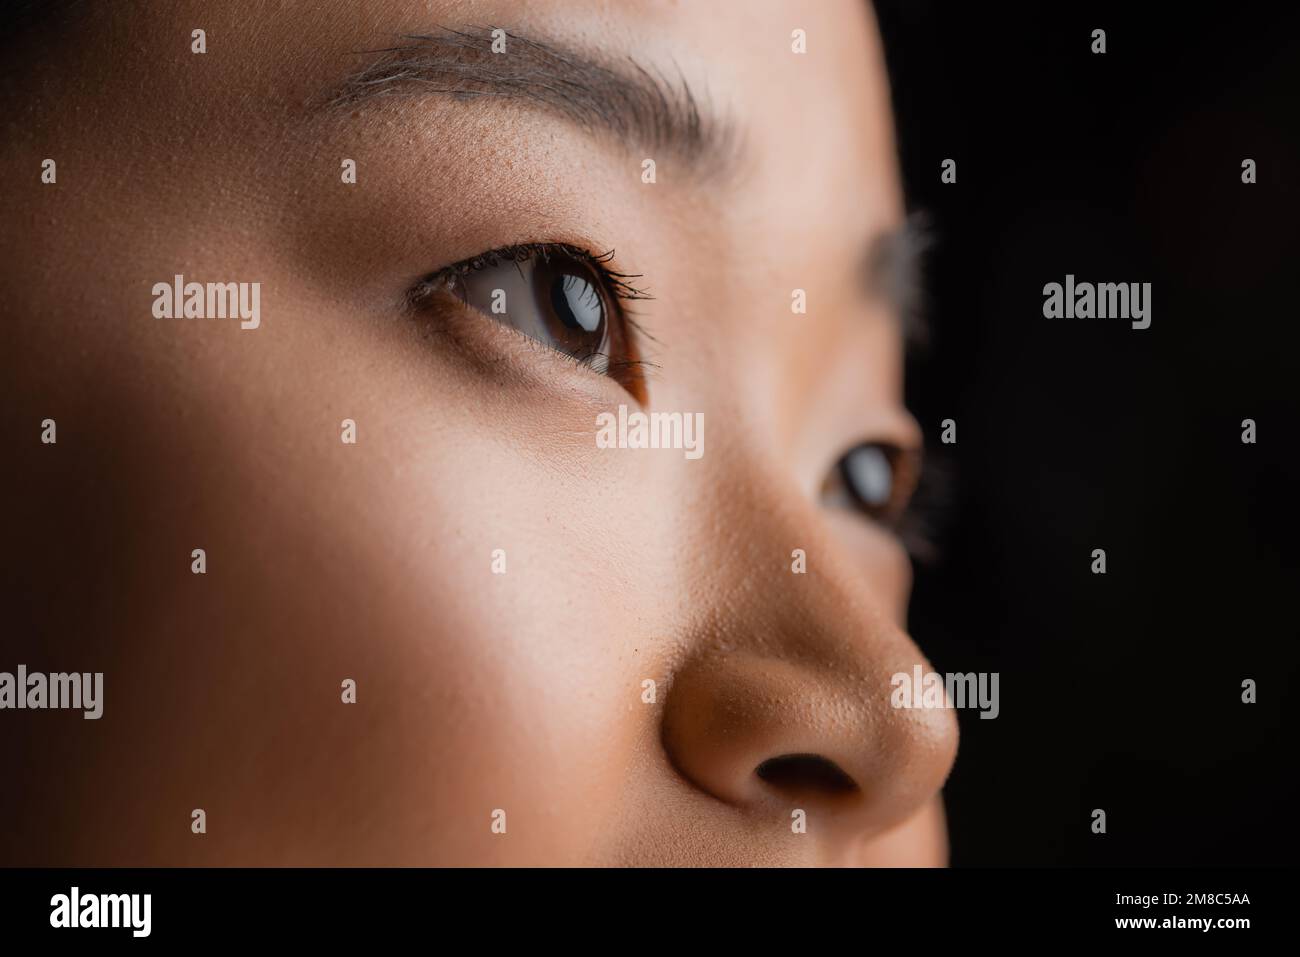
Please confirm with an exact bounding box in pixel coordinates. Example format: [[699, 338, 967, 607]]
[[621, 0, 901, 215], [77, 0, 899, 221]]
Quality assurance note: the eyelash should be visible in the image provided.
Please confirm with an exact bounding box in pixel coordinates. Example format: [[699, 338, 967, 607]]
[[410, 241, 655, 389], [431, 242, 654, 304]]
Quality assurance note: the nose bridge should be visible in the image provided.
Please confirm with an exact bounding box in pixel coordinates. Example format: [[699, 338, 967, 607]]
[[661, 466, 958, 843]]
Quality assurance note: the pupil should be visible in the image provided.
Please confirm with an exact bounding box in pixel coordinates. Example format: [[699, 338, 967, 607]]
[[842, 444, 893, 509]]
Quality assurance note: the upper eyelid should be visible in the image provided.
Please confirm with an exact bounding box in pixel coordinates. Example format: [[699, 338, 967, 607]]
[[420, 242, 653, 304]]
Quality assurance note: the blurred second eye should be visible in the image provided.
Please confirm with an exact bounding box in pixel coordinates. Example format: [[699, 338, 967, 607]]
[[824, 441, 919, 526]]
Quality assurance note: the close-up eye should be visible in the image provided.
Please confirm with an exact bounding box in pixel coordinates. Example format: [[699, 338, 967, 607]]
[[417, 243, 648, 395], [827, 441, 920, 526]]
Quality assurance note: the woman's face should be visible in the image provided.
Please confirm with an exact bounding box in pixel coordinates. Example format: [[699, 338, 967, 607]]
[[3, 0, 957, 866]]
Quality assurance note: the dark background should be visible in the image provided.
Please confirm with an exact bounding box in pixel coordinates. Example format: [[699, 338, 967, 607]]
[[874, 0, 1299, 866]]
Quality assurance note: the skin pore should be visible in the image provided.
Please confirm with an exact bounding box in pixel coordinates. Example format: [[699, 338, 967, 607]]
[[0, 0, 957, 866]]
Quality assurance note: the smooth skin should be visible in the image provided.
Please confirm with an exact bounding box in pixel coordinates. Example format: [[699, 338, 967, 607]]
[[0, 0, 957, 866]]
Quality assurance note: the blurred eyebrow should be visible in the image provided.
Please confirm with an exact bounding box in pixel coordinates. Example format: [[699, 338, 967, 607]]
[[866, 213, 933, 348], [324, 27, 738, 178]]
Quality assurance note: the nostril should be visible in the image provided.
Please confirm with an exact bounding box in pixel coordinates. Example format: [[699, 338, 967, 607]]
[[755, 753, 858, 796]]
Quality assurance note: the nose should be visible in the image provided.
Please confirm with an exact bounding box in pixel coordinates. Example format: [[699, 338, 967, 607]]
[[660, 508, 958, 849]]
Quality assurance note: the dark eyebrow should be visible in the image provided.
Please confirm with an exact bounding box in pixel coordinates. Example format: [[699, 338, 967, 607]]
[[324, 27, 739, 179], [866, 212, 933, 348]]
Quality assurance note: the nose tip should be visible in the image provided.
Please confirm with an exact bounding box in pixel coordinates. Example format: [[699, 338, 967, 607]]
[[662, 652, 958, 839]]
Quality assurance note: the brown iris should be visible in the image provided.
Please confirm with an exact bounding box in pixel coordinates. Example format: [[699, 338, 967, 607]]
[[532, 256, 607, 360]]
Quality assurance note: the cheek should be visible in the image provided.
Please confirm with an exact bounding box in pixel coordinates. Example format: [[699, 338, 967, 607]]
[[10, 281, 664, 862], [330, 375, 664, 863]]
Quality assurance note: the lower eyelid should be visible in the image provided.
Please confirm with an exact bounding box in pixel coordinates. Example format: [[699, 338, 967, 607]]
[[408, 292, 631, 400]]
